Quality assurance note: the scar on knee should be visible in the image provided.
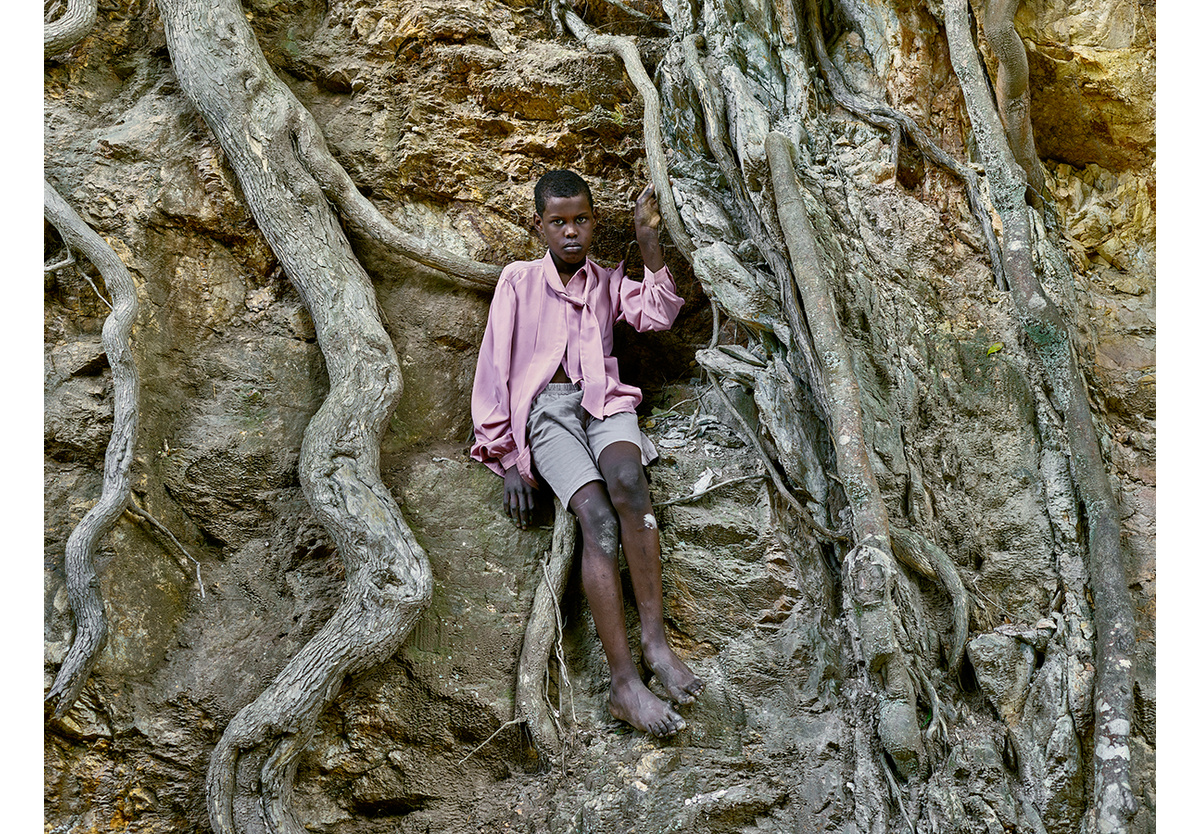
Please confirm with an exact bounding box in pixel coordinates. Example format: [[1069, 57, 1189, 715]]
[[643, 513, 658, 530]]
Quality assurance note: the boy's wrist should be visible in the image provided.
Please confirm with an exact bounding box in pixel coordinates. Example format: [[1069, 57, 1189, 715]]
[[635, 226, 660, 245], [636, 233, 664, 273]]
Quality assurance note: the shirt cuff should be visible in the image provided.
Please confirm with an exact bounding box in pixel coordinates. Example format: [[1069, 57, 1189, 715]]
[[500, 449, 521, 471], [643, 263, 672, 282]]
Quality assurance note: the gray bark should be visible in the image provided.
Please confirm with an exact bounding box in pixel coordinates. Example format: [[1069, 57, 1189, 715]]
[[680, 34, 832, 417], [43, 179, 141, 719], [155, 2, 434, 832], [767, 132, 925, 778], [44, 0, 96, 56], [945, 2, 1136, 831], [972, 0, 1048, 209], [803, 0, 1007, 289]]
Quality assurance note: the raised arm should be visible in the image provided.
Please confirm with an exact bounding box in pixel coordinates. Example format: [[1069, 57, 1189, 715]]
[[613, 182, 684, 331]]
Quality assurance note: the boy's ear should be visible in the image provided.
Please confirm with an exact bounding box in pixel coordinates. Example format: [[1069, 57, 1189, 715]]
[[532, 212, 544, 237]]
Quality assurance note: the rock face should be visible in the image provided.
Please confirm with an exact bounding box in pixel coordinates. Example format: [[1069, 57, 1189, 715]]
[[45, 1, 1153, 833]]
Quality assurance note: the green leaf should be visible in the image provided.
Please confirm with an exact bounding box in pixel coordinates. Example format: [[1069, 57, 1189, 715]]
[[986, 341, 1004, 356]]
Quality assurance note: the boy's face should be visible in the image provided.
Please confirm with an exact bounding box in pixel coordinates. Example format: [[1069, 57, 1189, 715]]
[[535, 193, 596, 269]]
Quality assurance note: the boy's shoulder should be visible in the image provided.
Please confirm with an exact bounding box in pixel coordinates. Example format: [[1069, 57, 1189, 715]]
[[498, 257, 546, 287]]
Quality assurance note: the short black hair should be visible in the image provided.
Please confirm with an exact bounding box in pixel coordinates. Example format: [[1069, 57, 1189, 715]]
[[534, 170, 593, 216]]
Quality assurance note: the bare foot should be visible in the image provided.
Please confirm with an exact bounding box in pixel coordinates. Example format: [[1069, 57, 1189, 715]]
[[608, 677, 686, 738], [643, 643, 705, 706]]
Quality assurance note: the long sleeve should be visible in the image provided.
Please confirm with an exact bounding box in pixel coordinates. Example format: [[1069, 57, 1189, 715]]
[[614, 264, 685, 332], [470, 275, 521, 476]]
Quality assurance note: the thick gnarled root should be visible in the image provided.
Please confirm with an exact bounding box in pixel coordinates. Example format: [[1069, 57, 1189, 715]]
[[844, 544, 926, 779]]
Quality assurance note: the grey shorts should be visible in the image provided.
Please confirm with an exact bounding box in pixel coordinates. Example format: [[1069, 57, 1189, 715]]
[[528, 383, 658, 506]]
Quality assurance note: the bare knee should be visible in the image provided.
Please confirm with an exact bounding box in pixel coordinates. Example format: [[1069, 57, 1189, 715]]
[[605, 461, 651, 519], [575, 497, 620, 561]]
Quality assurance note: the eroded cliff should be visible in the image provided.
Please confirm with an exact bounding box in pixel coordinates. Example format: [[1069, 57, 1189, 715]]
[[45, 1, 1154, 832]]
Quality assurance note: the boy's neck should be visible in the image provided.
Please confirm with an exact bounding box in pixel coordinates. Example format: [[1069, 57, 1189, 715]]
[[550, 250, 586, 280]]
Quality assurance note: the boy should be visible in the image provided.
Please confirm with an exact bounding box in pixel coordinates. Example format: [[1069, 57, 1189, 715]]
[[471, 170, 704, 737]]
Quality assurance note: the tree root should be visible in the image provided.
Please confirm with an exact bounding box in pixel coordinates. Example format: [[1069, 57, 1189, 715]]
[[889, 527, 969, 671], [44, 0, 96, 56], [44, 180, 141, 721], [562, 9, 695, 262], [802, 0, 1008, 291], [769, 133, 929, 778], [293, 119, 502, 291], [44, 245, 77, 275], [515, 499, 577, 760], [878, 750, 918, 834], [914, 662, 951, 749], [591, 0, 672, 32], [945, 2, 1136, 829], [971, 0, 1047, 209], [766, 133, 890, 551], [705, 371, 841, 544], [157, 3, 434, 832], [679, 34, 830, 416]]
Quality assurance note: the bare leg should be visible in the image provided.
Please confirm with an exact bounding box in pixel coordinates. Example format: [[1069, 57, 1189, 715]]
[[569, 480, 686, 737], [597, 442, 705, 705]]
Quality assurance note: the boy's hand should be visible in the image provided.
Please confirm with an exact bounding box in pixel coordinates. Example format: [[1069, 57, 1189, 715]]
[[632, 182, 666, 273], [504, 465, 535, 529], [633, 183, 662, 233]]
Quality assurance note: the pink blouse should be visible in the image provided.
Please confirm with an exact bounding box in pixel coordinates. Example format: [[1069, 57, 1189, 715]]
[[471, 251, 684, 486]]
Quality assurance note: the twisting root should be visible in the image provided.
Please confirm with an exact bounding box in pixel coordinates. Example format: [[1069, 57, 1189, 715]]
[[562, 9, 695, 262], [802, 0, 1007, 290], [945, 3, 1136, 829], [515, 499, 577, 759], [44, 180, 141, 720], [157, 3, 434, 832], [973, 0, 1047, 208], [889, 526, 969, 671], [293, 117, 502, 291], [44, 0, 96, 55]]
